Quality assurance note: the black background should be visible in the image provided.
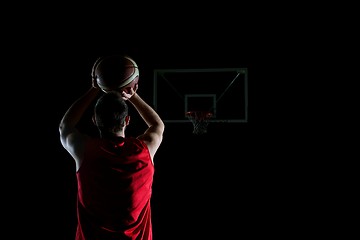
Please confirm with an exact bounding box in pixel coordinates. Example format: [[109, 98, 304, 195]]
[[4, 6, 331, 240]]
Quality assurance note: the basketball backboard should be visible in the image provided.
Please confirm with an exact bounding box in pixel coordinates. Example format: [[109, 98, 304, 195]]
[[153, 68, 248, 123]]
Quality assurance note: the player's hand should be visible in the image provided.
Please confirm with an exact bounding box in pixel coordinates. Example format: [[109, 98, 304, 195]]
[[121, 84, 138, 100]]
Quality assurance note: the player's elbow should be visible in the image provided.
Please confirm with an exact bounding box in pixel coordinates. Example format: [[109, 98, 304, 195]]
[[158, 121, 165, 135]]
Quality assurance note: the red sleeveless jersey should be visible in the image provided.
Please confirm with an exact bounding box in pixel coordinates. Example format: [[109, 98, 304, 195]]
[[75, 137, 154, 240]]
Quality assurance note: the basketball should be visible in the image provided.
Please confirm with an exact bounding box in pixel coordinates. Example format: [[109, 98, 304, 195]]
[[92, 55, 139, 93]]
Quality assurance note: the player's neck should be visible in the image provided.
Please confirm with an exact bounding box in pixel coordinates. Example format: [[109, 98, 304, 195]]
[[100, 131, 125, 139]]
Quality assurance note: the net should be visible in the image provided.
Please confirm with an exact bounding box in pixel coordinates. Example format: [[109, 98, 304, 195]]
[[185, 111, 213, 135]]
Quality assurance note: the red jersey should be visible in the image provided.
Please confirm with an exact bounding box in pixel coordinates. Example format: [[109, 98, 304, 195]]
[[75, 136, 154, 240]]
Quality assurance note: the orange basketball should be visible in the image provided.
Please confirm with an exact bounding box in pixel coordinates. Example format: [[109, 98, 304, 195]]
[[92, 55, 139, 93]]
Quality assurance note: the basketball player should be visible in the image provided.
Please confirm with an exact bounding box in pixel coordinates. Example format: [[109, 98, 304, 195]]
[[59, 60, 165, 239]]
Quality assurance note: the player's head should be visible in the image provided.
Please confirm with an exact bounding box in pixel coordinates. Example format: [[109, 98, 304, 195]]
[[93, 91, 129, 136]]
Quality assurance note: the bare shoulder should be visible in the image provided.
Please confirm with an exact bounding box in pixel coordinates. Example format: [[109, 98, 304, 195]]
[[137, 131, 164, 160]]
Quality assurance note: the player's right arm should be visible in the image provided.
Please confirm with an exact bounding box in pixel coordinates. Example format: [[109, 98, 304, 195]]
[[126, 90, 165, 161]]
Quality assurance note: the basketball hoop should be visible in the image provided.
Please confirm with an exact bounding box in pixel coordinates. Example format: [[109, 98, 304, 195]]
[[185, 111, 213, 135]]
